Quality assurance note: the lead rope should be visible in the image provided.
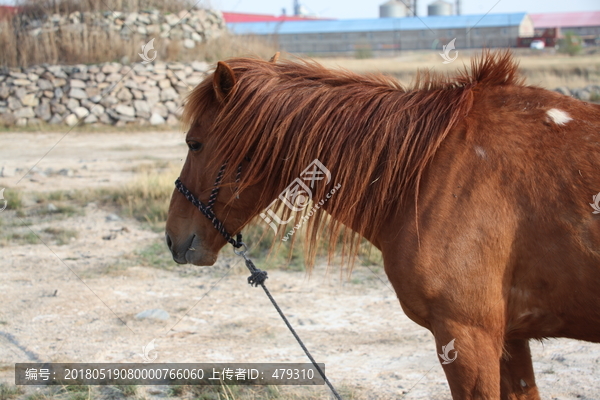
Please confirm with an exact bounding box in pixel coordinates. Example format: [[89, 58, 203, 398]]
[[233, 243, 343, 400], [175, 171, 342, 399]]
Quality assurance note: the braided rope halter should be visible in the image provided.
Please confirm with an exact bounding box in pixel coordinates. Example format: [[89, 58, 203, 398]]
[[174, 162, 244, 249]]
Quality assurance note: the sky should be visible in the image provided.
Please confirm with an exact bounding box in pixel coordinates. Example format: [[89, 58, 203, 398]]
[[210, 0, 599, 19], [0, 0, 598, 19]]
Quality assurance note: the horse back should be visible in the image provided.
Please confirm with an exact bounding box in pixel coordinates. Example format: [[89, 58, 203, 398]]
[[388, 86, 600, 342]]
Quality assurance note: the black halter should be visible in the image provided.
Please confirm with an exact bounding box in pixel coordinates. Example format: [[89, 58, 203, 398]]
[[174, 162, 244, 248]]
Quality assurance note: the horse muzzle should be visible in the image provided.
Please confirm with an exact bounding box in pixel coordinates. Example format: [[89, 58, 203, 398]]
[[165, 232, 217, 266]]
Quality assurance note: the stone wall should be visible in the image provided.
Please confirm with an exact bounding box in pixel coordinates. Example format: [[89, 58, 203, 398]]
[[22, 8, 226, 49], [0, 60, 210, 127], [554, 85, 600, 102]]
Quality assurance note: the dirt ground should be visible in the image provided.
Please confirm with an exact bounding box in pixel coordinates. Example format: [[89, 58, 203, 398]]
[[1, 131, 600, 400]]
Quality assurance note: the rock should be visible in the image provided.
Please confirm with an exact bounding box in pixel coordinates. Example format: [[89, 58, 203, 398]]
[[53, 78, 67, 87], [15, 118, 27, 127], [105, 73, 123, 82], [106, 213, 121, 221], [84, 114, 98, 124], [164, 101, 177, 113], [0, 86, 10, 99], [70, 79, 86, 88], [160, 87, 178, 101], [14, 107, 35, 118], [166, 114, 178, 125], [576, 89, 591, 102], [101, 64, 119, 74], [85, 87, 100, 98], [21, 93, 39, 107], [115, 104, 135, 117], [100, 95, 118, 108], [165, 13, 179, 26], [13, 79, 32, 86], [151, 103, 168, 118], [58, 168, 74, 177], [51, 102, 67, 114], [95, 72, 106, 83], [37, 79, 53, 91], [90, 104, 105, 116], [14, 87, 27, 100], [133, 99, 151, 118], [9, 72, 27, 79], [48, 113, 63, 124], [149, 112, 165, 125], [124, 80, 138, 89], [158, 78, 171, 89], [174, 70, 187, 82], [34, 103, 52, 121], [183, 39, 195, 49], [0, 112, 15, 126], [69, 88, 88, 99], [64, 113, 79, 126], [73, 107, 89, 119], [0, 165, 16, 177], [116, 87, 133, 101], [47, 203, 58, 212], [135, 309, 170, 321], [99, 113, 114, 125], [7, 97, 21, 110], [131, 89, 144, 100]]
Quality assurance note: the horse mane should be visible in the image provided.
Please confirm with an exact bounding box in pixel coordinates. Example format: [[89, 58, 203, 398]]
[[183, 50, 523, 269]]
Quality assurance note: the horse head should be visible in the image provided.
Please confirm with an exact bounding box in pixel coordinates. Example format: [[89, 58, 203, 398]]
[[165, 61, 265, 265]]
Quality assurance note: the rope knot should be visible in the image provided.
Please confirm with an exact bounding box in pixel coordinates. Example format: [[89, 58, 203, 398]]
[[248, 269, 268, 287]]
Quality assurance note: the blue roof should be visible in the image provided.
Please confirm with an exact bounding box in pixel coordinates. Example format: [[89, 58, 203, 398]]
[[228, 13, 528, 35]]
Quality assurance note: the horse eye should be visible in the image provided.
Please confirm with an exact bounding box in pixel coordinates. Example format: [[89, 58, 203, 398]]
[[187, 141, 202, 152]]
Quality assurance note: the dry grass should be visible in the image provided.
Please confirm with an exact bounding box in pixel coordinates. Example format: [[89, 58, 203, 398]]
[[0, 0, 277, 67], [15, 0, 199, 14], [315, 49, 600, 89], [0, 382, 366, 400], [0, 20, 139, 67]]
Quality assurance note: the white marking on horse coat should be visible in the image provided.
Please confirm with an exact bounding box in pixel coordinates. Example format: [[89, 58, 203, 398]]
[[546, 108, 572, 125], [474, 146, 487, 159]]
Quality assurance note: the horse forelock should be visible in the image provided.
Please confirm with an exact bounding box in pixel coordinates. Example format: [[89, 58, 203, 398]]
[[182, 50, 523, 269]]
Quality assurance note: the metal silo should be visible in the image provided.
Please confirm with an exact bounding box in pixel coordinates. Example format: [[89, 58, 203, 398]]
[[428, 0, 453, 16], [379, 0, 407, 18]]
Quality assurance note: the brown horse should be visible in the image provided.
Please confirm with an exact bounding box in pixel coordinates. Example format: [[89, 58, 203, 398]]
[[165, 51, 600, 399]]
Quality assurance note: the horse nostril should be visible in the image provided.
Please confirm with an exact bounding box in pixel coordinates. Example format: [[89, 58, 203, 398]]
[[165, 233, 173, 250]]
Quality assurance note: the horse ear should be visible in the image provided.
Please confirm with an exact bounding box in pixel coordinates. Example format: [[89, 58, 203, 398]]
[[269, 52, 280, 63], [213, 61, 236, 103]]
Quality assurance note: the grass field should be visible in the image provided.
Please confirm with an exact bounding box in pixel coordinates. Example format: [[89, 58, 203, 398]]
[[315, 48, 600, 89]]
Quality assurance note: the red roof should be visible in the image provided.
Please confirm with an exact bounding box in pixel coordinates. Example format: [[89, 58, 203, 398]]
[[531, 11, 600, 28], [222, 12, 330, 23], [0, 5, 18, 20]]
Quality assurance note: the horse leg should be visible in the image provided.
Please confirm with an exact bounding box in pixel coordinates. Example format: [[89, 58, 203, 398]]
[[433, 322, 503, 399], [500, 339, 540, 400]]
